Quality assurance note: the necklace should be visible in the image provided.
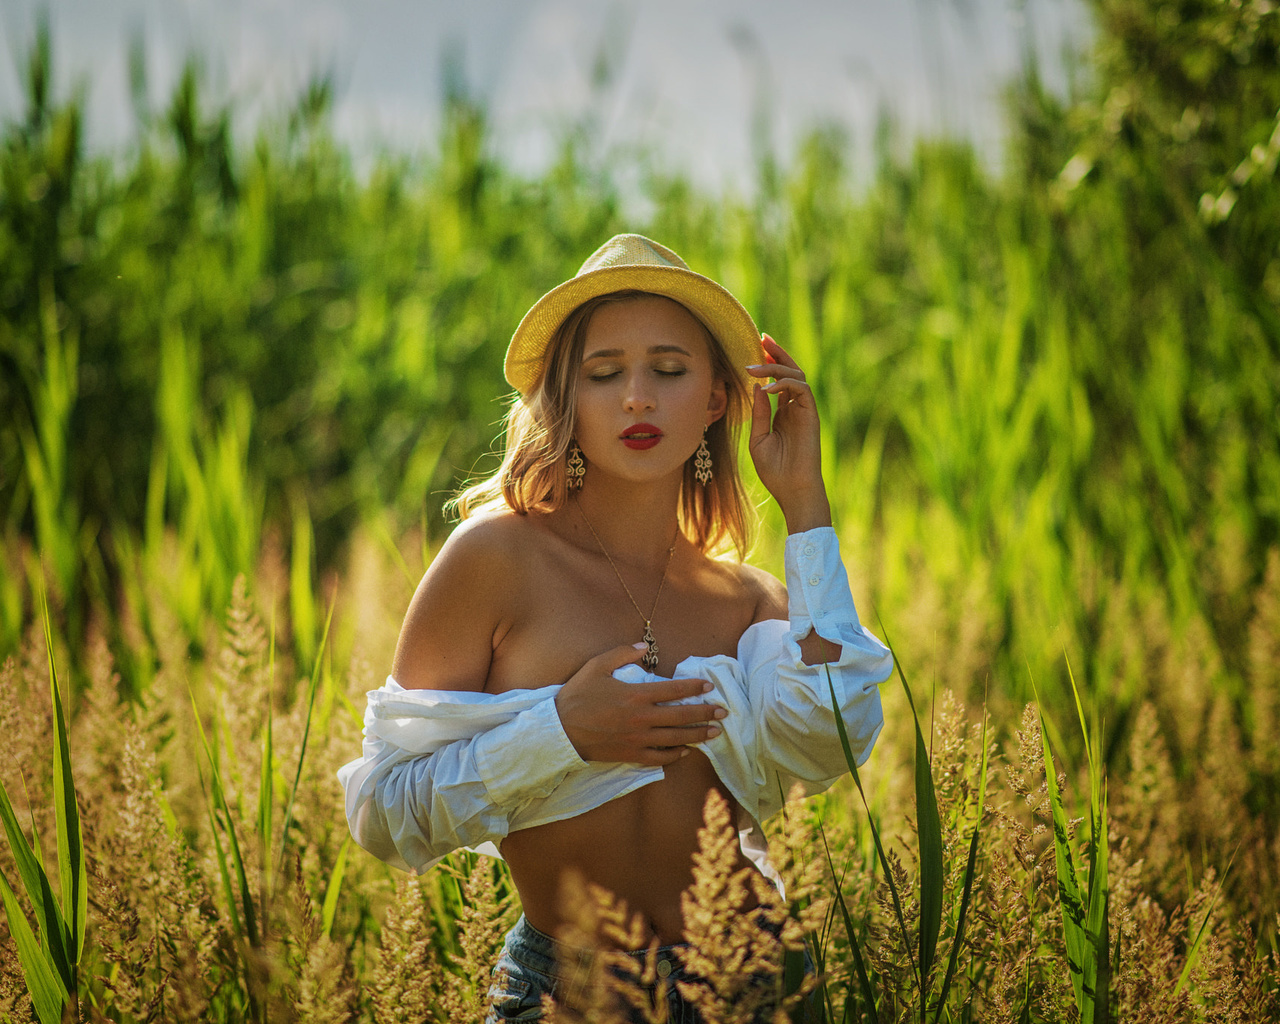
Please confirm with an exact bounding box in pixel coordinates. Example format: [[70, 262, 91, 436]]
[[574, 499, 677, 672]]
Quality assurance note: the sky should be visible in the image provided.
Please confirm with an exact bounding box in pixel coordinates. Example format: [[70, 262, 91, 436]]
[[0, 0, 1089, 192]]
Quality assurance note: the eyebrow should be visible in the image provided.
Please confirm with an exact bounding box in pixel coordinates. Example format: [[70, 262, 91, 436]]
[[582, 344, 694, 361]]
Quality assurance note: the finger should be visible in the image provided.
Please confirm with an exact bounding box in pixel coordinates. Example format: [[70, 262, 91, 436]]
[[632, 676, 714, 703], [762, 334, 801, 370], [653, 702, 727, 726], [648, 725, 722, 747], [761, 378, 815, 403], [749, 382, 772, 447], [635, 747, 690, 767], [639, 703, 724, 729], [590, 642, 650, 673], [746, 362, 806, 383]]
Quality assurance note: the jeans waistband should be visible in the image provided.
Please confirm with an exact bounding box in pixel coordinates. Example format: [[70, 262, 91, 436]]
[[505, 915, 693, 974]]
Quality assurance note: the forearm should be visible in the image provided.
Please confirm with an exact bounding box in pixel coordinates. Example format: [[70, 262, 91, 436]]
[[752, 527, 892, 782], [338, 685, 587, 872]]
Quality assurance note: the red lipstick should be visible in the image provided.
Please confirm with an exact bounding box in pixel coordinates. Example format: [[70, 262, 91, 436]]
[[620, 423, 662, 450]]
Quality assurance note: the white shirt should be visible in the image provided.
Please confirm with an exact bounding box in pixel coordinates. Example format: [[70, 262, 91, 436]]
[[337, 527, 892, 878]]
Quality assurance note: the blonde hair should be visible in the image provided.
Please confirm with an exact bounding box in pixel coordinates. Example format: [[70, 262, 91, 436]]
[[451, 291, 754, 558]]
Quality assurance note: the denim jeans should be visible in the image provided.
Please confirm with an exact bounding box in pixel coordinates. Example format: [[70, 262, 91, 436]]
[[484, 915, 820, 1024]]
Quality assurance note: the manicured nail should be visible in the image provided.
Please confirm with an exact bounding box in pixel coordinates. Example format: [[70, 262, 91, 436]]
[[746, 363, 765, 370], [633, 642, 648, 650]]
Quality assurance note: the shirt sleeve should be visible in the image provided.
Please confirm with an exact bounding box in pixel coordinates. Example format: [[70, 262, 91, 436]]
[[337, 689, 588, 874], [743, 526, 892, 816]]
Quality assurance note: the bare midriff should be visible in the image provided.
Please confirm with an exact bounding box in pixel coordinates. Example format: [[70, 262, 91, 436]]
[[500, 750, 760, 947]]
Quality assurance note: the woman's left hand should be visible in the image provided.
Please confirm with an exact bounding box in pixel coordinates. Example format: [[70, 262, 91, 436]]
[[747, 335, 832, 533]]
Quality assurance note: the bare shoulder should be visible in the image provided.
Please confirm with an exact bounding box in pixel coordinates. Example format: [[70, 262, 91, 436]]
[[392, 508, 543, 691], [729, 559, 788, 624], [436, 506, 537, 572]]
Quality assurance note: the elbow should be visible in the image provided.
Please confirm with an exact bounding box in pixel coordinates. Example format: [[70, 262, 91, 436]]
[[347, 799, 415, 871], [875, 645, 894, 685], [847, 690, 885, 767]]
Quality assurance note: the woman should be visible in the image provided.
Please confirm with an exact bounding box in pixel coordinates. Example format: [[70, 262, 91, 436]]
[[338, 234, 893, 1021]]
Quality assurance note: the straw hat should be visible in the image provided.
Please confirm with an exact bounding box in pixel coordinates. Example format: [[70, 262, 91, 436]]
[[504, 233, 764, 396]]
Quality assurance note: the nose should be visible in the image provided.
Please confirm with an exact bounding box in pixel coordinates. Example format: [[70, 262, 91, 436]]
[[622, 371, 656, 413]]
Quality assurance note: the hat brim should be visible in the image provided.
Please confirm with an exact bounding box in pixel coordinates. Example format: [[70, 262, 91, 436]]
[[504, 264, 764, 396]]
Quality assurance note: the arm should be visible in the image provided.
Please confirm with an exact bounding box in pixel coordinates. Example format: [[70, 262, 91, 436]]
[[743, 335, 892, 789]]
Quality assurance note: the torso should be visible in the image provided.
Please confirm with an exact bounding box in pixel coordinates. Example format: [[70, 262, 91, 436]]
[[481, 509, 770, 945]]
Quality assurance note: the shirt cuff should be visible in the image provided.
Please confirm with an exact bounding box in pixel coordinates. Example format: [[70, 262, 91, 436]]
[[471, 694, 588, 808], [783, 526, 860, 635]]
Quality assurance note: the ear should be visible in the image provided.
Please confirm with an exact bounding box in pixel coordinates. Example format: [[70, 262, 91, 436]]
[[706, 378, 728, 426]]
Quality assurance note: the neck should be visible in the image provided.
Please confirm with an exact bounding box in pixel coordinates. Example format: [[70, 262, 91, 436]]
[[571, 476, 683, 568]]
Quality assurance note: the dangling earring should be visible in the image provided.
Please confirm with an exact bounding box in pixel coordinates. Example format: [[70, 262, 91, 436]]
[[694, 428, 713, 485], [567, 441, 586, 490]]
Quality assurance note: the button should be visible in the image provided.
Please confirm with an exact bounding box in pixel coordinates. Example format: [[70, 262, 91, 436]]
[[808, 574, 822, 586], [656, 958, 673, 979], [803, 543, 815, 557]]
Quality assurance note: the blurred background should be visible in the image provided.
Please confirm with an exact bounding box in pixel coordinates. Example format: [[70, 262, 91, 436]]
[[2, 0, 1086, 190]]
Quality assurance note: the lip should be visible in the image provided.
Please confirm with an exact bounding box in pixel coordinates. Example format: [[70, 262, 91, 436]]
[[620, 423, 663, 450]]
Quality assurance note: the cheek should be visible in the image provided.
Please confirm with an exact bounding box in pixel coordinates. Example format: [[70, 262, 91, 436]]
[[570, 391, 605, 441]]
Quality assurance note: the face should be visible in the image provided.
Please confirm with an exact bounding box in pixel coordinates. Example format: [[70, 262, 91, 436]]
[[572, 295, 728, 486]]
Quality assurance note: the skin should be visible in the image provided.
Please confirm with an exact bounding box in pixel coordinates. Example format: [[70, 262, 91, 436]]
[[392, 295, 834, 946]]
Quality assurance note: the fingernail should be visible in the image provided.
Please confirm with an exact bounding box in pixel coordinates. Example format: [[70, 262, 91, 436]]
[[633, 642, 648, 650], [713, 707, 727, 720], [706, 725, 721, 738], [746, 364, 765, 370], [702, 681, 714, 692]]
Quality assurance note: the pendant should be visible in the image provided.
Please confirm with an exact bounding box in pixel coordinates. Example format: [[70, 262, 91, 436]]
[[641, 622, 658, 671]]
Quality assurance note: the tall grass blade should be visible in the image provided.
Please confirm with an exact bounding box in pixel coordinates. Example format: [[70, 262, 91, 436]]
[[321, 836, 351, 940], [195, 756, 245, 941], [43, 596, 86, 968], [1173, 848, 1235, 997], [290, 491, 317, 671], [278, 597, 335, 875], [0, 784, 72, 991], [1030, 664, 1109, 1023], [824, 664, 918, 991], [878, 622, 944, 1002], [189, 687, 259, 947], [818, 819, 879, 1024], [0, 868, 68, 1024], [932, 702, 990, 1021], [258, 616, 276, 907], [1068, 658, 1110, 1022], [1033, 698, 1087, 1012]]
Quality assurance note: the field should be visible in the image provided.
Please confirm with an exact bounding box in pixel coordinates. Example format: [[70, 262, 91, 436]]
[[2, 2, 1279, 1020]]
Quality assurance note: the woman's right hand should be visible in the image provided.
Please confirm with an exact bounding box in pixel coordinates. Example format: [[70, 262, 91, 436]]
[[554, 643, 726, 765]]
